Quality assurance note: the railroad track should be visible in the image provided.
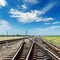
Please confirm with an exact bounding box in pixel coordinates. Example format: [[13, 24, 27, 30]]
[[0, 37, 28, 44], [39, 37, 60, 57], [0, 37, 60, 60], [2, 40, 24, 60], [28, 43, 52, 60], [0, 37, 30, 49], [33, 37, 60, 60], [0, 38, 27, 60], [3, 40, 52, 60], [2, 39, 33, 60]]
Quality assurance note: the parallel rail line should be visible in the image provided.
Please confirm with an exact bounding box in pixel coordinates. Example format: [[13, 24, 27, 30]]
[[0, 37, 29, 44], [29, 37, 60, 60], [0, 37, 60, 60]]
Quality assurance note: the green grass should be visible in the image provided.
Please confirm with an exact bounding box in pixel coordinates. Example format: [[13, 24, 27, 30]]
[[0, 37, 22, 41], [43, 36, 60, 46]]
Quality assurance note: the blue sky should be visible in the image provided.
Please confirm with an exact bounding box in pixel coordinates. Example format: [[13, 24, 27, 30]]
[[0, 0, 60, 35]]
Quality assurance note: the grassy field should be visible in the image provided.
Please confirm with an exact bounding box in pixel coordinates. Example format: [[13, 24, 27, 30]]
[[43, 36, 60, 46], [0, 37, 22, 41]]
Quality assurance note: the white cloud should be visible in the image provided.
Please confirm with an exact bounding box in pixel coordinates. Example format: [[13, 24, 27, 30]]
[[41, 1, 57, 14], [0, 20, 11, 31], [9, 0, 57, 23], [9, 8, 54, 23], [52, 21, 60, 24], [44, 21, 60, 25], [21, 4, 27, 9], [41, 26, 60, 31], [36, 18, 53, 22], [0, 0, 7, 7], [36, 26, 60, 32], [23, 0, 39, 4], [29, 25, 60, 35]]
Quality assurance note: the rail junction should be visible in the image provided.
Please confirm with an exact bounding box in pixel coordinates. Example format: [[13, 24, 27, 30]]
[[0, 37, 60, 60]]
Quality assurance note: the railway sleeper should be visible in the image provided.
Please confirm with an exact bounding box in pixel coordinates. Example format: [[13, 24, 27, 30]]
[[2, 58, 12, 60]]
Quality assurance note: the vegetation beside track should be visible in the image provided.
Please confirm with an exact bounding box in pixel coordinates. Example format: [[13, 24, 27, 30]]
[[0, 37, 22, 41], [42, 36, 60, 46], [0, 35, 33, 41]]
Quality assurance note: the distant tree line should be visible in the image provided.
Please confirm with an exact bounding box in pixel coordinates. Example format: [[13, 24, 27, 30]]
[[0, 34, 34, 37]]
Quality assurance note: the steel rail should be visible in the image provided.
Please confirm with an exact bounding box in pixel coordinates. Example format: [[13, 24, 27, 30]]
[[12, 40, 24, 60], [12, 39, 34, 60], [25, 42, 34, 60], [0, 37, 29, 44], [40, 37, 60, 51], [29, 38, 60, 60]]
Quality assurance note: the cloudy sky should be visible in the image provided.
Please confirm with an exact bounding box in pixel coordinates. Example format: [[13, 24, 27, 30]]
[[0, 0, 60, 35]]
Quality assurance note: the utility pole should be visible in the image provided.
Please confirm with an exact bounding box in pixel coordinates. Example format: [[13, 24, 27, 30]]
[[26, 30, 28, 35], [13, 32, 15, 37], [4, 31, 9, 48], [7, 31, 8, 38]]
